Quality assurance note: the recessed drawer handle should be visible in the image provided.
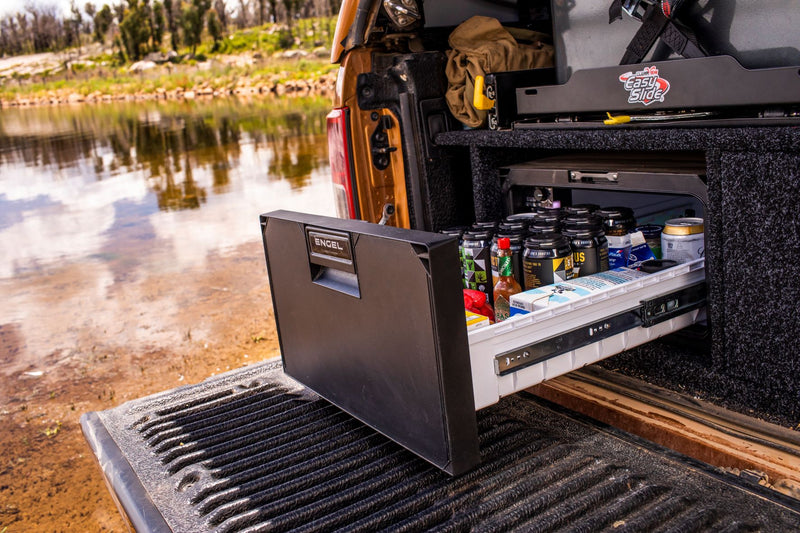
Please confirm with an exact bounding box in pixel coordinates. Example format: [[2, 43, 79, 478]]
[[569, 171, 619, 184]]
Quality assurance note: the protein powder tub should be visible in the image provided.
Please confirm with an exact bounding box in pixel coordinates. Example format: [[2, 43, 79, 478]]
[[522, 234, 574, 290], [563, 204, 600, 217], [563, 218, 609, 277]]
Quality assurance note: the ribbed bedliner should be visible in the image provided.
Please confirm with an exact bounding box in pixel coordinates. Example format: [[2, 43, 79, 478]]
[[81, 360, 800, 532]]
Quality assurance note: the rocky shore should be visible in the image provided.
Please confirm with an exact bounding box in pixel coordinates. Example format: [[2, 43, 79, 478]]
[[0, 70, 337, 108]]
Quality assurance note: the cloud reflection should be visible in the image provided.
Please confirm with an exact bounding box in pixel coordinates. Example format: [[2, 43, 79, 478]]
[[0, 99, 335, 278]]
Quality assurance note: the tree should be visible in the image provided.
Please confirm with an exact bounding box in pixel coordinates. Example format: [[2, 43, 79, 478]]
[[280, 0, 301, 28], [182, 0, 211, 56], [28, 4, 65, 53], [256, 0, 265, 25], [84, 2, 96, 35], [207, 8, 222, 51], [112, 2, 126, 22], [118, 0, 152, 60], [93, 4, 113, 43], [163, 0, 180, 51], [69, 0, 83, 51], [152, 1, 165, 47], [234, 0, 249, 29], [213, 0, 228, 30]]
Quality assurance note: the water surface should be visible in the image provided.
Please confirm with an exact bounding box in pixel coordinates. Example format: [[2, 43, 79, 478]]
[[0, 98, 335, 375]]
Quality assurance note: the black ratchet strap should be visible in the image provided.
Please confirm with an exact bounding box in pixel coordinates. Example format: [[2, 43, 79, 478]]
[[609, 0, 706, 65]]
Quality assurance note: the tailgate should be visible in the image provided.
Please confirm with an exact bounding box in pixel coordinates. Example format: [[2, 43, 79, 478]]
[[81, 359, 800, 532]]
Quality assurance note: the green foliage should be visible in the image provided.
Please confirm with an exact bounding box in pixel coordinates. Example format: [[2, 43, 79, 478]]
[[207, 8, 223, 52], [119, 0, 153, 61], [182, 0, 212, 55], [164, 0, 181, 51], [93, 4, 113, 43], [153, 1, 166, 47]]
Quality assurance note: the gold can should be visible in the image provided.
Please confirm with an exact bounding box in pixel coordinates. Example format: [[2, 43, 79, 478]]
[[662, 218, 704, 263]]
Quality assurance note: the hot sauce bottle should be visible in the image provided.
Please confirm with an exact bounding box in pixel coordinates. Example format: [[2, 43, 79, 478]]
[[493, 237, 522, 323]]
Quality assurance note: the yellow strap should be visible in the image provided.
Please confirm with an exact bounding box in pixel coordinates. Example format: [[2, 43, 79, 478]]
[[473, 76, 495, 111], [604, 112, 631, 125]]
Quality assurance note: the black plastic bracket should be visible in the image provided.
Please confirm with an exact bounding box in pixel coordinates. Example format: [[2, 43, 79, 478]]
[[640, 281, 706, 327], [370, 115, 397, 170]]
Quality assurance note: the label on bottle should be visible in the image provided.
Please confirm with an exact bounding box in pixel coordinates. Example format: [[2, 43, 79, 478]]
[[498, 255, 514, 277], [494, 295, 510, 323]]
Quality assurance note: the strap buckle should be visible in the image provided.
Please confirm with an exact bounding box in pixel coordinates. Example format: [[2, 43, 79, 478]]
[[621, 0, 656, 21]]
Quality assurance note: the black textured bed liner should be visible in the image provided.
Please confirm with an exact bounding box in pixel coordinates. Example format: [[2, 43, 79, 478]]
[[82, 360, 800, 532]]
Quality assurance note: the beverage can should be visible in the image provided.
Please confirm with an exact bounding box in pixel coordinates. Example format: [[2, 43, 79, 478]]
[[441, 226, 469, 288], [662, 218, 704, 263], [462, 229, 494, 304]]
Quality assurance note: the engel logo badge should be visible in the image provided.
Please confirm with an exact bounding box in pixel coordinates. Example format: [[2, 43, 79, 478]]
[[307, 229, 353, 263], [618, 66, 670, 106]]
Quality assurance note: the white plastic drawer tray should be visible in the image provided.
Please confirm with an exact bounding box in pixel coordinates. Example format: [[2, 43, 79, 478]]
[[468, 259, 706, 409]]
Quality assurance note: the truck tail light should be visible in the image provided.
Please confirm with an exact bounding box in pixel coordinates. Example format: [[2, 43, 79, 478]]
[[327, 108, 359, 220]]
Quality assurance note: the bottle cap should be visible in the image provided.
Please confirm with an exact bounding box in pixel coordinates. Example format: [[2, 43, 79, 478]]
[[497, 237, 510, 249]]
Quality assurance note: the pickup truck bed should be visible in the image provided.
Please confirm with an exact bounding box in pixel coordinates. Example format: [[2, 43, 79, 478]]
[[82, 360, 800, 532]]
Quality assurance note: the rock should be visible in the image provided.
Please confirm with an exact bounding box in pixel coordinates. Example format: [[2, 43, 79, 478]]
[[67, 93, 84, 104], [167, 50, 178, 60], [275, 50, 308, 60], [184, 90, 196, 99], [129, 60, 157, 73], [145, 52, 167, 63]]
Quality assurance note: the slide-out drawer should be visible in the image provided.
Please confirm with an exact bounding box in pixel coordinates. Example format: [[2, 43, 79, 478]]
[[260, 210, 705, 475]]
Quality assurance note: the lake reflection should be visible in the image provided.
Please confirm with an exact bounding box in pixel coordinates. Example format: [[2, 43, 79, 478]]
[[0, 98, 335, 280], [0, 98, 335, 376]]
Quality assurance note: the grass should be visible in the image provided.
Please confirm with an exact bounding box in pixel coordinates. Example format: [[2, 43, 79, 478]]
[[43, 421, 62, 438], [0, 57, 337, 101], [0, 17, 338, 102]]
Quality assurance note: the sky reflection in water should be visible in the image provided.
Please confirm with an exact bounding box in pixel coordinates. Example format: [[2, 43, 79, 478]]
[[0, 98, 335, 279], [0, 98, 335, 373]]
